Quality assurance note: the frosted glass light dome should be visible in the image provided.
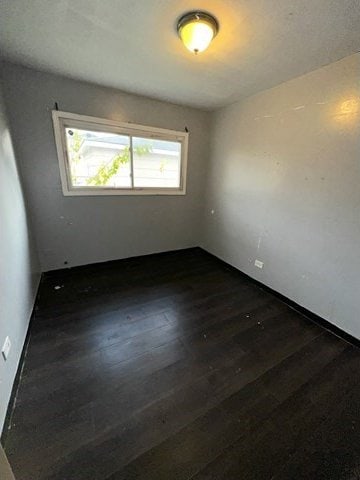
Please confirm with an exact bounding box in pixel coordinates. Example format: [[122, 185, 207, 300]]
[[177, 11, 219, 54]]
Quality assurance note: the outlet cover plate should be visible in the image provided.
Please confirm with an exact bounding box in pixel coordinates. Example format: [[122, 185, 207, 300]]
[[2, 336, 11, 360]]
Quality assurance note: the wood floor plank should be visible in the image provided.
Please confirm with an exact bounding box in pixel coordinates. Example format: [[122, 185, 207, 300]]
[[190, 346, 360, 480], [4, 248, 360, 480], [100, 334, 347, 480]]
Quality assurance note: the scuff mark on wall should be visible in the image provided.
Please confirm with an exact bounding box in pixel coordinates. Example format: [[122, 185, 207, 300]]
[[257, 235, 262, 251]]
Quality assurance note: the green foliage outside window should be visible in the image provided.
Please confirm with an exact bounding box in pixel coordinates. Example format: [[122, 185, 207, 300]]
[[86, 145, 152, 186], [67, 128, 152, 186]]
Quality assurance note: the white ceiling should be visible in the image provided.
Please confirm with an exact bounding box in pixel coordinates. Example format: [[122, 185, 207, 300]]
[[1, 0, 359, 109]]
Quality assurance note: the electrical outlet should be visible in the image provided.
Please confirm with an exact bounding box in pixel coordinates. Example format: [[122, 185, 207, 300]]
[[255, 259, 264, 269], [2, 336, 11, 360]]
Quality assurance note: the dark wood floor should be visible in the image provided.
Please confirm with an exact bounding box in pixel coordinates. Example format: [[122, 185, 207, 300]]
[[4, 248, 360, 479]]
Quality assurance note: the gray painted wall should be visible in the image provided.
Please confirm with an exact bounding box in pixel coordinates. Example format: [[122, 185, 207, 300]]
[[1, 62, 211, 271], [202, 53, 360, 338], [0, 82, 40, 433]]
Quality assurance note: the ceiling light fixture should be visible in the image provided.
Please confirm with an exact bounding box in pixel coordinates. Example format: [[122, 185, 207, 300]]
[[177, 11, 219, 54]]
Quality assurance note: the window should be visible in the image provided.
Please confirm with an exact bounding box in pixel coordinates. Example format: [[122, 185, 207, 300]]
[[52, 111, 188, 196]]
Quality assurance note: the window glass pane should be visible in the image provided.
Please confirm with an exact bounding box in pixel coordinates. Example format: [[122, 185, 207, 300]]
[[132, 137, 181, 188], [65, 128, 131, 188]]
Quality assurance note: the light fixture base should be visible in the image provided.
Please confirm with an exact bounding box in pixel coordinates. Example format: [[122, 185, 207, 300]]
[[177, 11, 219, 38]]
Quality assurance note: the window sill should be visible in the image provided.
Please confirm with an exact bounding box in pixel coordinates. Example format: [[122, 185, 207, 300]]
[[61, 187, 187, 196]]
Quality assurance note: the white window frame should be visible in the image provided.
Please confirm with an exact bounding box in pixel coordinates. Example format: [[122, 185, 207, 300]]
[[52, 110, 188, 196]]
